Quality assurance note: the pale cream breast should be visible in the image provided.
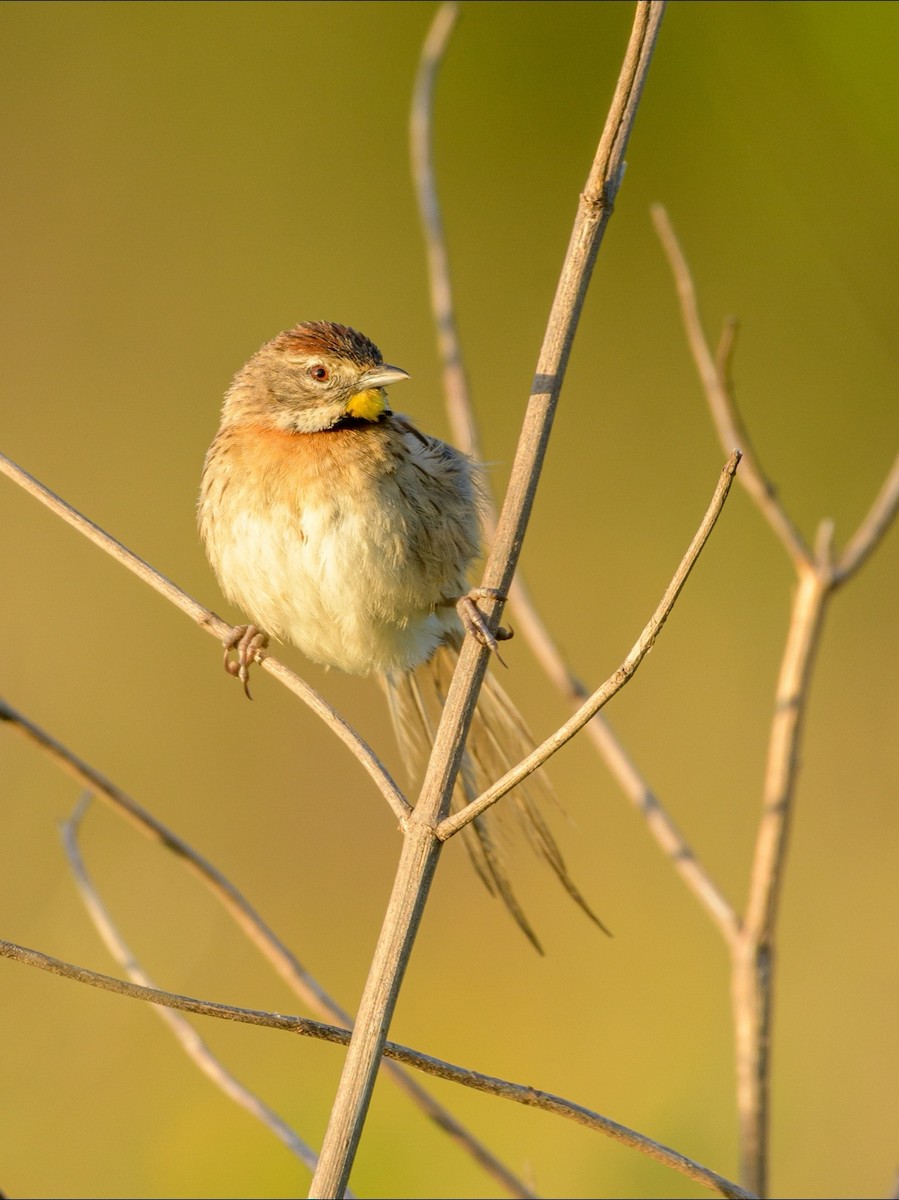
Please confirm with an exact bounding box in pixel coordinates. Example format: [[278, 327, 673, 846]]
[[199, 419, 477, 675]]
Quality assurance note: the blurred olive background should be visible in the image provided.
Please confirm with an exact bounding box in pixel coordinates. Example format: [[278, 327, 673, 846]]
[[1, 2, 896, 1197]]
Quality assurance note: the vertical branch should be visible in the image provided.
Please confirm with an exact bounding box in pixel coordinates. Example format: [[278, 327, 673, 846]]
[[409, 1, 482, 462], [309, 5, 666, 1196], [656, 207, 899, 1197], [731, 563, 829, 1197]]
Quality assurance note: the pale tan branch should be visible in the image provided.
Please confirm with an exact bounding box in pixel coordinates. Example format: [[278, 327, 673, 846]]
[[0, 699, 533, 1200], [731, 566, 828, 1195], [650, 205, 811, 569], [0, 696, 340, 1006], [834, 450, 899, 583], [744, 568, 828, 946], [60, 797, 325, 1181], [413, 5, 735, 940], [0, 935, 752, 1200], [0, 450, 410, 824], [310, 7, 668, 1195], [656, 198, 899, 1198], [438, 451, 740, 840], [583, 712, 739, 941], [409, 0, 482, 464], [509, 578, 738, 940]]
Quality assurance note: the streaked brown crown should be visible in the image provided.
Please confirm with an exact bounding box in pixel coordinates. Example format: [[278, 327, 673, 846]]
[[271, 321, 383, 368]]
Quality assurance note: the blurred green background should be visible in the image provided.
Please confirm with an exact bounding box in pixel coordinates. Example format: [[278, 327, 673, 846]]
[[1, 2, 897, 1197]]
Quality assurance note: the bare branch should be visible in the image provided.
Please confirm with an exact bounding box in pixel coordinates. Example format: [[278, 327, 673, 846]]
[[0, 698, 534, 1200], [61, 797, 325, 1181], [834, 450, 899, 583], [650, 205, 812, 570], [409, 1, 482, 463], [412, 2, 737, 942], [0, 450, 410, 824], [657, 205, 898, 1196], [310, 7, 668, 1195], [731, 565, 828, 1195], [0, 935, 752, 1199], [438, 451, 741, 840]]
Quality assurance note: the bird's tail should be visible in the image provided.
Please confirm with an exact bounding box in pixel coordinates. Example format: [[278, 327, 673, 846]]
[[382, 637, 608, 952]]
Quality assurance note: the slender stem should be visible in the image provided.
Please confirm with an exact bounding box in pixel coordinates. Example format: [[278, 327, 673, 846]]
[[0, 450, 410, 823], [409, 1, 481, 463], [0, 698, 533, 1199], [61, 798, 326, 1182], [413, 4, 738, 941], [834, 450, 899, 583], [650, 206, 812, 570], [588, 710, 741, 939], [309, 6, 667, 1196], [0, 934, 753, 1198], [657, 204, 899, 1195], [438, 451, 741, 839], [732, 565, 828, 1197]]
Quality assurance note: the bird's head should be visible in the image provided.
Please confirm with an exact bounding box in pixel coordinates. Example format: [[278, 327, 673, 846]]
[[223, 321, 409, 433]]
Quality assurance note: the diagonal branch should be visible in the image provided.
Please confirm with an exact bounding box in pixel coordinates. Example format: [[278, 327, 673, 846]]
[[61, 796, 327, 1183], [0, 450, 410, 825], [438, 451, 741, 841], [650, 205, 812, 570], [0, 698, 534, 1200], [834, 450, 899, 583], [0, 935, 753, 1199]]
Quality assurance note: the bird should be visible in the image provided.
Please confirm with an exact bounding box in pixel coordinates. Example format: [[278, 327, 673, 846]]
[[198, 320, 605, 950]]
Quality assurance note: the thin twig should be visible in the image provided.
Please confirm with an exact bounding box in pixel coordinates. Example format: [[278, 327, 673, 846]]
[[834, 450, 899, 583], [650, 205, 812, 571], [438, 451, 740, 839], [0, 450, 410, 824], [413, 6, 737, 941], [60, 796, 327, 1183], [0, 698, 534, 1200], [409, 0, 482, 464], [0, 934, 753, 1199], [657, 206, 899, 1196], [310, 6, 667, 1196], [731, 565, 828, 1195]]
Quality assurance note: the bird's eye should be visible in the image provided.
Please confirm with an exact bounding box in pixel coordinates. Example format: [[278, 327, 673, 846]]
[[309, 364, 329, 382]]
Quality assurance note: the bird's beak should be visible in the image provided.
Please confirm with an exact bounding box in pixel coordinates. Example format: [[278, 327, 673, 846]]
[[357, 363, 410, 390]]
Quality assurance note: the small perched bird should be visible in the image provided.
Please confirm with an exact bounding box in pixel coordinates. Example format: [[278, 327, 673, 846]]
[[199, 321, 603, 949]]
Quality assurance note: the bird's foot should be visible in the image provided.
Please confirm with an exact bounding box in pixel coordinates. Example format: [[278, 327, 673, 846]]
[[223, 624, 269, 699], [456, 587, 513, 666]]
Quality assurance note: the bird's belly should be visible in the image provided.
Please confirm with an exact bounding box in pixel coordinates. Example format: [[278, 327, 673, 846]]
[[213, 498, 456, 676]]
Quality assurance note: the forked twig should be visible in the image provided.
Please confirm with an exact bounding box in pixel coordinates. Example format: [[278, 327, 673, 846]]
[[0, 935, 753, 1199], [654, 206, 899, 1196], [439, 451, 741, 838]]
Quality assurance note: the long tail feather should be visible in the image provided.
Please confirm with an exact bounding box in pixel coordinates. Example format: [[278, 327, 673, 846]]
[[381, 638, 608, 949]]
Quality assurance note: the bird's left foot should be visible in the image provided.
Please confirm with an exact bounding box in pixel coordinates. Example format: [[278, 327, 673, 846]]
[[456, 587, 513, 665], [223, 624, 269, 699]]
